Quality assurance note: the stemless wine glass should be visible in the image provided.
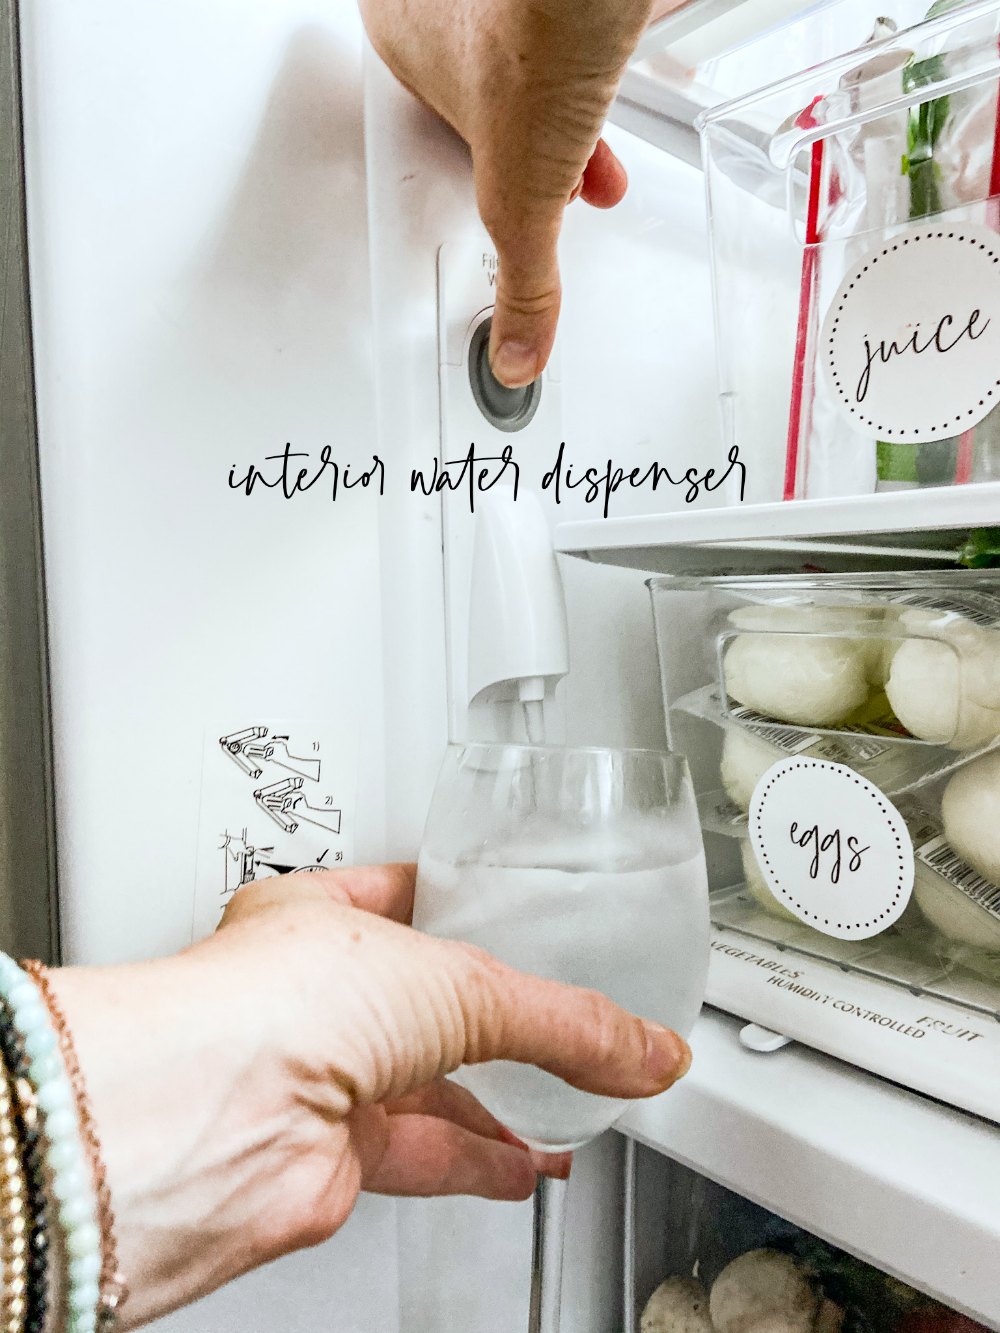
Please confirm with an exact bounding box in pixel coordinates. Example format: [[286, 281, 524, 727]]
[[413, 742, 711, 1333]]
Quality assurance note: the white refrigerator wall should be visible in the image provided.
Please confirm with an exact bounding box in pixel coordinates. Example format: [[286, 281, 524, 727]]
[[20, 5, 403, 1332], [21, 1, 392, 967]]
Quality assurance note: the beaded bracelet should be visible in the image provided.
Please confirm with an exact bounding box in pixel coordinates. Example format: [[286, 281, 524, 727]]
[[0, 1053, 32, 1333], [0, 1012, 50, 1333], [20, 963, 125, 1331], [0, 957, 101, 1333]]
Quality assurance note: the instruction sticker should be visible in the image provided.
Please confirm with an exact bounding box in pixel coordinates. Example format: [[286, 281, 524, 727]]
[[749, 757, 913, 940], [192, 719, 357, 941], [821, 224, 1000, 442]]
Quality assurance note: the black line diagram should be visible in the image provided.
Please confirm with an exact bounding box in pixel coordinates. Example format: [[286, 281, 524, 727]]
[[253, 777, 343, 836], [219, 727, 321, 783], [220, 828, 260, 896], [218, 830, 340, 894]]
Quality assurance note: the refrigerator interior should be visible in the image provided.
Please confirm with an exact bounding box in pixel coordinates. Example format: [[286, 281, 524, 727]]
[[10, 0, 1000, 1331]]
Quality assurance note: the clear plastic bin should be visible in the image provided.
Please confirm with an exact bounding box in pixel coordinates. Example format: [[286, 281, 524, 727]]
[[699, 0, 1000, 502], [632, 1147, 993, 1333], [648, 569, 1000, 1013]]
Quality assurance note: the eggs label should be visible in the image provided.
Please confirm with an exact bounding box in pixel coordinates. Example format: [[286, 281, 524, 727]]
[[821, 224, 1000, 442], [749, 758, 913, 939]]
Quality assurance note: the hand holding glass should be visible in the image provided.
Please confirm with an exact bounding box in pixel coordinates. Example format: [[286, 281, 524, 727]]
[[413, 743, 710, 1331]]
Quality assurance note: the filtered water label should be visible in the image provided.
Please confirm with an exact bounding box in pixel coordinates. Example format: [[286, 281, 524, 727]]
[[749, 757, 913, 939], [821, 224, 1000, 443]]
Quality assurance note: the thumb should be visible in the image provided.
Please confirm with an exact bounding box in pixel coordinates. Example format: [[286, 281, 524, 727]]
[[484, 136, 628, 389], [456, 946, 692, 1099], [486, 215, 562, 390]]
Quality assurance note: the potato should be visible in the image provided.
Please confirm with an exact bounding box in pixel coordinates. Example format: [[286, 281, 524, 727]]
[[710, 1250, 819, 1333], [640, 1276, 713, 1333], [720, 728, 786, 810], [941, 750, 1000, 888], [813, 1300, 846, 1333]]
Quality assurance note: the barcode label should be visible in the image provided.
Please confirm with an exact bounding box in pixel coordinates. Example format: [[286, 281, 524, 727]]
[[812, 734, 891, 763], [728, 703, 893, 759], [727, 705, 815, 753], [916, 834, 1000, 919], [887, 590, 1000, 628]]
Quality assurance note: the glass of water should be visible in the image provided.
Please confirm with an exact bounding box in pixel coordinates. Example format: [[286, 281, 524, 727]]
[[413, 742, 710, 1333]]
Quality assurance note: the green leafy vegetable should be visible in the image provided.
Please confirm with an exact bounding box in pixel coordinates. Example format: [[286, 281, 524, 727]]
[[956, 528, 1000, 567], [877, 1, 957, 485]]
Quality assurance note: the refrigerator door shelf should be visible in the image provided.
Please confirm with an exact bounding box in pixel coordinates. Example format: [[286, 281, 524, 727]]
[[622, 1007, 1000, 1327], [555, 482, 1000, 575]]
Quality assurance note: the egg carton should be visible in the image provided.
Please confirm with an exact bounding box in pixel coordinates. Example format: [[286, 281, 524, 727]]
[[672, 685, 1000, 799], [711, 879, 1000, 1018], [717, 794, 1000, 995]]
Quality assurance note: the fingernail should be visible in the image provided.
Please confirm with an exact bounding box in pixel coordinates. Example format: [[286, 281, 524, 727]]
[[530, 1150, 572, 1180], [643, 1022, 692, 1087], [491, 340, 539, 388]]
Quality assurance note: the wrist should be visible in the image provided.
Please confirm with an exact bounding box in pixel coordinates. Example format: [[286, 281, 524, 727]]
[[47, 954, 317, 1329]]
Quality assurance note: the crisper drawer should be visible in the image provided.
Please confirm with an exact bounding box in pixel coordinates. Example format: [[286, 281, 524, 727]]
[[648, 568, 1000, 1121], [629, 1144, 997, 1332]]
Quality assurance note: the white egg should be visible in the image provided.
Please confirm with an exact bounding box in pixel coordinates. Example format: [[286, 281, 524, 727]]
[[885, 612, 1000, 749], [724, 632, 869, 727], [729, 603, 879, 633], [912, 858, 1000, 954], [720, 728, 786, 810], [941, 749, 1000, 886], [730, 603, 894, 695], [741, 840, 800, 923]]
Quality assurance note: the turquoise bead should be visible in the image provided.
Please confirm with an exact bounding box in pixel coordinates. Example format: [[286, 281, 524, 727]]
[[67, 1220, 101, 1257], [45, 1106, 79, 1140], [10, 997, 45, 1023], [0, 951, 102, 1330], [47, 1136, 85, 1174], [12, 999, 47, 1031], [60, 1192, 95, 1229], [69, 1251, 101, 1284], [37, 1077, 74, 1114], [24, 1025, 57, 1058], [70, 1278, 100, 1312], [53, 1166, 89, 1203], [30, 1050, 63, 1084]]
